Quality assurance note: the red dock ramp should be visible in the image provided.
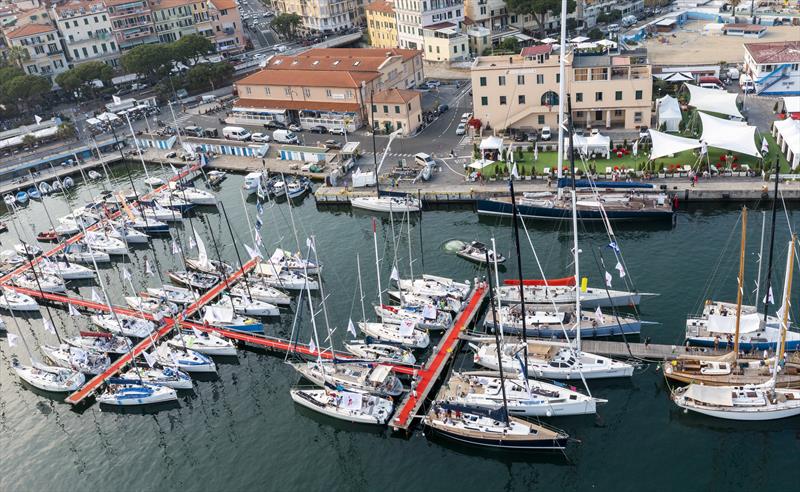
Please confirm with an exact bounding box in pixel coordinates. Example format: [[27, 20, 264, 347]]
[[390, 284, 487, 431]]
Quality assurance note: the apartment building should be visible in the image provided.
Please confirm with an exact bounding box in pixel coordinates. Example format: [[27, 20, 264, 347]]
[[395, 0, 462, 56], [151, 0, 198, 43], [105, 0, 157, 49], [463, 0, 507, 31], [273, 0, 359, 34], [369, 88, 422, 135], [471, 45, 651, 131], [207, 0, 243, 54], [52, 0, 119, 67], [365, 0, 397, 50], [4, 22, 68, 78], [231, 47, 424, 130], [422, 21, 468, 62], [743, 41, 800, 96]]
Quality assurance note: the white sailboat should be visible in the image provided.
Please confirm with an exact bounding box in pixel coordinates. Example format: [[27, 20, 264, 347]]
[[344, 340, 416, 365], [65, 332, 131, 355], [120, 366, 193, 390], [145, 285, 198, 305], [154, 343, 217, 373], [96, 379, 178, 406], [351, 195, 421, 213], [0, 288, 39, 311], [358, 321, 429, 349], [125, 296, 179, 317], [82, 231, 128, 255], [218, 294, 279, 317], [41, 344, 111, 375], [61, 243, 111, 263], [12, 359, 85, 392], [291, 360, 404, 397], [289, 388, 394, 425], [35, 260, 95, 280], [91, 313, 155, 338], [265, 248, 320, 274], [171, 186, 216, 205], [166, 330, 237, 356], [229, 279, 291, 306], [12, 271, 66, 293]]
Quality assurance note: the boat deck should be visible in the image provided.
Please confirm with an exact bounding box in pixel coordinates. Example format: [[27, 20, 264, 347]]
[[390, 284, 487, 432]]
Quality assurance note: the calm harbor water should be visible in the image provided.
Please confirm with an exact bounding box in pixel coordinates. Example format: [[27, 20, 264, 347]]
[[1, 163, 798, 491]]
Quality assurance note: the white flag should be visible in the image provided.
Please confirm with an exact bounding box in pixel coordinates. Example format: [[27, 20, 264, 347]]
[[188, 235, 196, 250], [390, 266, 399, 282], [604, 271, 612, 288], [91, 288, 103, 303], [615, 261, 626, 279], [68, 303, 81, 317], [422, 304, 436, 320], [254, 229, 262, 246], [595, 306, 605, 324], [533, 145, 538, 161], [306, 237, 316, 253], [632, 140, 639, 157], [347, 318, 357, 337], [308, 336, 316, 354], [112, 95, 121, 104], [7, 332, 18, 347], [171, 241, 181, 255], [761, 137, 769, 154], [170, 164, 179, 175], [34, 114, 42, 125], [700, 140, 708, 156], [143, 350, 156, 368], [43, 318, 56, 335], [511, 162, 520, 180], [192, 327, 204, 338], [764, 286, 774, 305], [144, 258, 154, 277], [244, 243, 262, 260], [122, 268, 132, 280]]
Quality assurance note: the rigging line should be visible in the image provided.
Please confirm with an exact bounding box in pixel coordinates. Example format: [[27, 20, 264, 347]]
[[693, 212, 742, 316]]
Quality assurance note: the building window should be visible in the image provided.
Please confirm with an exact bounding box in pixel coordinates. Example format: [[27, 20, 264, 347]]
[[245, 87, 251, 95], [372, 104, 377, 113], [383, 105, 389, 113], [595, 92, 603, 101], [541, 91, 558, 106], [614, 110, 623, 116], [538, 115, 545, 124], [517, 75, 524, 85], [481, 96, 488, 106], [576, 92, 583, 102], [634, 111, 643, 123], [286, 88, 293, 96], [536, 74, 544, 84], [395, 105, 400, 114], [498, 76, 505, 86], [479, 76, 486, 86], [499, 96, 507, 105], [556, 73, 560, 83], [518, 95, 525, 104], [265, 87, 271, 95], [635, 90, 643, 100], [615, 91, 622, 101]]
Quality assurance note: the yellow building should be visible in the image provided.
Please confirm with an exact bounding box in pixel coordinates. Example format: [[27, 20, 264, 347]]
[[365, 1, 397, 50], [370, 88, 422, 135]]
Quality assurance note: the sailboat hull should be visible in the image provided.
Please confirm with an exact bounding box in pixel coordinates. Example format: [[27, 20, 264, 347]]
[[476, 198, 673, 221], [687, 337, 800, 352], [425, 424, 569, 450]]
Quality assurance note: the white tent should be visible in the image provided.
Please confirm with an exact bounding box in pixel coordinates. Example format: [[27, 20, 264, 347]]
[[479, 136, 504, 151], [596, 39, 617, 48], [698, 111, 761, 157], [657, 95, 682, 132], [540, 37, 557, 44], [469, 159, 495, 170], [648, 129, 702, 160], [567, 134, 611, 159], [703, 23, 724, 34], [570, 36, 590, 43], [773, 119, 800, 169], [576, 42, 598, 50], [685, 84, 743, 118], [783, 96, 800, 113], [658, 72, 694, 83]]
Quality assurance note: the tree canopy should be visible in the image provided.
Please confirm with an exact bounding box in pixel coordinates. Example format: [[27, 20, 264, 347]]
[[121, 44, 175, 81], [55, 61, 113, 100], [173, 34, 216, 65], [271, 13, 302, 39], [505, 0, 576, 35]]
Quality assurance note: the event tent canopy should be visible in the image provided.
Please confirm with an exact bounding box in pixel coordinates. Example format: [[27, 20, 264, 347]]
[[479, 136, 504, 151], [596, 39, 618, 48], [565, 133, 611, 159], [657, 95, 682, 132], [648, 129, 702, 160], [685, 84, 743, 118], [469, 159, 495, 170], [655, 72, 694, 82], [570, 36, 590, 43], [783, 96, 800, 114], [773, 118, 800, 169], [698, 111, 761, 157]]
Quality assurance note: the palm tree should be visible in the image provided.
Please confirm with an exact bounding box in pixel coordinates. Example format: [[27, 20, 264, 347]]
[[729, 0, 742, 23], [7, 46, 30, 70]]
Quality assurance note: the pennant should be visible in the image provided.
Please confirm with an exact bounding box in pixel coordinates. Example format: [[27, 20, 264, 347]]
[[514, 354, 528, 380], [68, 303, 81, 317], [308, 336, 316, 354], [122, 268, 132, 281], [255, 216, 263, 230], [306, 237, 316, 253], [347, 318, 357, 337], [256, 201, 264, 216], [390, 266, 399, 282], [143, 350, 156, 368], [422, 304, 436, 320], [34, 114, 43, 125], [7, 332, 18, 347], [91, 288, 103, 303], [607, 241, 620, 253], [144, 258, 154, 277], [763, 286, 774, 305], [595, 306, 605, 324], [43, 318, 56, 335], [604, 271, 612, 288], [244, 243, 262, 260], [254, 229, 262, 246], [171, 240, 181, 255], [615, 261, 626, 279], [511, 162, 519, 180], [761, 137, 769, 154]]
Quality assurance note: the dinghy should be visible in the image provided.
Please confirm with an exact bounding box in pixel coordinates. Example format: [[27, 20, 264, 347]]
[[3, 194, 15, 206], [457, 241, 506, 264], [87, 170, 103, 180], [121, 366, 193, 390], [91, 314, 155, 338], [36, 230, 59, 242], [27, 187, 41, 200], [12, 359, 85, 392], [50, 180, 62, 192], [66, 332, 131, 355], [62, 176, 74, 188], [290, 388, 393, 425], [207, 170, 227, 187], [97, 378, 178, 406], [15, 191, 28, 204], [41, 344, 110, 375], [38, 182, 52, 195], [144, 176, 166, 187]]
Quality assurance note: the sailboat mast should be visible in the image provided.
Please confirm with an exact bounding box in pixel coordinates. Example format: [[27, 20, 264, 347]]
[[370, 90, 380, 196], [219, 202, 254, 300], [773, 235, 795, 381], [555, 0, 568, 200], [566, 94, 582, 353], [356, 253, 367, 323], [372, 217, 383, 307], [508, 179, 529, 375], [755, 211, 765, 309], [485, 250, 510, 425], [490, 237, 503, 339], [406, 208, 414, 280], [763, 158, 780, 322], [733, 207, 748, 356]]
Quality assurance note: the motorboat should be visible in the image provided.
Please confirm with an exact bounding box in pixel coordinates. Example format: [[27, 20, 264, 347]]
[[66, 332, 131, 355], [344, 339, 416, 365], [97, 379, 178, 406], [144, 176, 166, 187], [145, 285, 198, 305], [290, 361, 404, 397], [229, 280, 291, 306], [271, 180, 286, 198], [121, 366, 193, 390], [12, 359, 85, 392], [36, 230, 59, 242], [266, 248, 320, 274], [15, 191, 28, 204], [60, 243, 111, 264], [456, 241, 506, 264], [168, 270, 218, 290], [3, 194, 15, 206], [290, 388, 394, 425], [242, 172, 263, 195], [441, 371, 600, 417], [350, 195, 421, 213], [91, 314, 155, 338], [483, 304, 642, 339], [87, 170, 103, 180], [41, 344, 111, 375], [51, 180, 62, 192], [81, 232, 128, 255], [36, 260, 95, 280], [207, 170, 227, 187], [672, 381, 800, 420], [471, 339, 634, 380], [0, 288, 39, 311], [125, 296, 179, 318], [218, 294, 279, 317], [167, 330, 237, 356], [12, 271, 66, 293], [286, 179, 309, 200], [374, 304, 452, 331], [358, 321, 430, 349], [154, 344, 216, 373], [424, 403, 569, 450], [253, 268, 318, 291]]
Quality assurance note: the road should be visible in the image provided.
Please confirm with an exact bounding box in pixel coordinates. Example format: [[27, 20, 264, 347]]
[[238, 0, 278, 49]]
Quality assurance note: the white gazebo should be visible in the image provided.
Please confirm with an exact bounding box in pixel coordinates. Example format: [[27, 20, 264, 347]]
[[685, 84, 743, 119], [656, 95, 682, 132], [565, 133, 611, 159], [773, 119, 800, 169], [698, 112, 761, 157], [648, 129, 702, 160], [479, 136, 504, 160]]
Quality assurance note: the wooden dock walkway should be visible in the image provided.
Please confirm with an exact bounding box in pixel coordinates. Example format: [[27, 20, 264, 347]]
[[581, 340, 722, 361], [390, 284, 487, 432]]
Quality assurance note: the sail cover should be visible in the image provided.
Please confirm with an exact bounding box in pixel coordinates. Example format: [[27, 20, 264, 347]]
[[685, 84, 742, 118], [648, 129, 702, 160], [204, 305, 234, 323], [698, 112, 761, 157], [194, 229, 209, 268], [684, 384, 733, 407], [707, 313, 761, 334]]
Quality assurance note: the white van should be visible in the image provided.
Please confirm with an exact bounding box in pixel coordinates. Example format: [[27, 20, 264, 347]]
[[223, 126, 251, 141], [621, 15, 637, 27], [414, 152, 435, 167], [201, 94, 217, 103], [272, 129, 299, 144]]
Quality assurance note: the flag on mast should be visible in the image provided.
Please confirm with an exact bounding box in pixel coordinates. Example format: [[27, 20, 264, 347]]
[[764, 286, 774, 305], [308, 336, 316, 354], [615, 261, 626, 278], [8, 332, 18, 347], [91, 288, 104, 303], [347, 318, 357, 336], [43, 319, 56, 335], [604, 271, 613, 288], [122, 267, 132, 280], [390, 266, 399, 281], [144, 258, 154, 276], [244, 243, 262, 260], [306, 237, 316, 253], [595, 306, 605, 324], [68, 303, 81, 316], [143, 350, 156, 368]]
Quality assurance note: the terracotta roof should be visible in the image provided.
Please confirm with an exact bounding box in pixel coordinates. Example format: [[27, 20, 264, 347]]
[[745, 41, 800, 64], [54, 0, 107, 15], [235, 98, 361, 113], [152, 0, 196, 9], [238, 68, 379, 88], [6, 23, 55, 39], [424, 21, 456, 30], [372, 88, 420, 104], [209, 0, 237, 10], [365, 1, 395, 14], [462, 16, 475, 26], [723, 23, 767, 32], [301, 47, 421, 62], [521, 44, 552, 57]]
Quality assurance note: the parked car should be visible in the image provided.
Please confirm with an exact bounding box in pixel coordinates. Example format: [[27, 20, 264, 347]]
[[513, 132, 526, 142], [183, 126, 204, 137], [328, 127, 347, 135], [527, 130, 539, 142], [266, 120, 287, 129], [426, 80, 441, 88], [590, 128, 600, 136], [273, 129, 299, 144], [460, 112, 472, 123], [437, 104, 449, 114], [288, 123, 302, 132], [202, 128, 218, 138], [606, 23, 620, 33], [324, 139, 342, 150], [540, 126, 552, 140], [223, 126, 251, 141], [164, 151, 177, 159], [456, 123, 466, 135], [251, 132, 271, 143], [309, 125, 327, 133]]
